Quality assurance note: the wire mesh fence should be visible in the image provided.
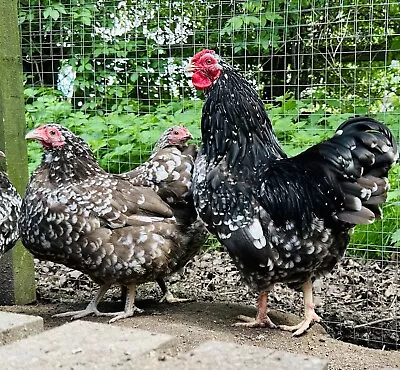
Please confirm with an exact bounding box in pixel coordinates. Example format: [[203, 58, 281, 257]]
[[18, 0, 399, 349]]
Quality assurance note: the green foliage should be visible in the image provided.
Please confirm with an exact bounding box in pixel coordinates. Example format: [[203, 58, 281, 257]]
[[19, 0, 211, 112], [24, 85, 203, 174], [266, 94, 354, 156]]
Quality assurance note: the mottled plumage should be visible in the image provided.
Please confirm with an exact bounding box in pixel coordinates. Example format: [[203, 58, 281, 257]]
[[122, 126, 197, 207], [188, 49, 399, 335], [120, 125, 208, 301], [19, 124, 206, 321], [0, 152, 21, 256]]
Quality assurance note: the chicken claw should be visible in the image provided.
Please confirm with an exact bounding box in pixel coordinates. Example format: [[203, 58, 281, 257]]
[[234, 314, 277, 328], [108, 306, 144, 323], [233, 291, 277, 329], [53, 284, 111, 320], [279, 280, 321, 336]]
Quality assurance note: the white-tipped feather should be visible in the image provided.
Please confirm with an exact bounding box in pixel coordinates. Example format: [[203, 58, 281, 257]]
[[247, 218, 266, 249]]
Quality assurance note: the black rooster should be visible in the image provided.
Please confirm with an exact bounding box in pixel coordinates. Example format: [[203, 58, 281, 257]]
[[0, 151, 21, 256], [19, 124, 206, 322], [187, 49, 399, 335]]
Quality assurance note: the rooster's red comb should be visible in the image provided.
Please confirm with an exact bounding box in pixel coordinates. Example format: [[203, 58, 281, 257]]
[[191, 49, 216, 62]]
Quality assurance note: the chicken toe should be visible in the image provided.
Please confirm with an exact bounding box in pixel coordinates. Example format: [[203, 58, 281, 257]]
[[53, 284, 110, 320], [279, 279, 321, 336], [233, 292, 277, 328], [157, 278, 192, 303], [108, 283, 142, 323]]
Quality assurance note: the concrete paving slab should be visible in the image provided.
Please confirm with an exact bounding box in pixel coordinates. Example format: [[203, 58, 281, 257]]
[[0, 311, 43, 345], [165, 340, 329, 370], [0, 320, 174, 370]]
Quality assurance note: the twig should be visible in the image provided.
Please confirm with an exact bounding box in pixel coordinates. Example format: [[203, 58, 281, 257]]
[[344, 299, 364, 305], [353, 316, 400, 329], [389, 296, 397, 310]]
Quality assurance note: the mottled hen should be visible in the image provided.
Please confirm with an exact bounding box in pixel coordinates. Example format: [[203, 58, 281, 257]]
[[121, 125, 208, 301], [122, 126, 196, 201], [187, 49, 399, 335], [0, 151, 21, 256], [19, 124, 205, 322]]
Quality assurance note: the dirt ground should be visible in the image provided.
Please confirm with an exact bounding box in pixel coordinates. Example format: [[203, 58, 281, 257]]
[[2, 250, 399, 370]]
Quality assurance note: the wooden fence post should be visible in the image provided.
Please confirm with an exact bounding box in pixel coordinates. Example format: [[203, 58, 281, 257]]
[[0, 0, 36, 305]]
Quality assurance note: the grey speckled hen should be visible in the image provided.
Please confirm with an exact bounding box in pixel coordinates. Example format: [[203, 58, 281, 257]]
[[187, 49, 399, 336], [0, 151, 21, 256], [121, 125, 208, 302], [19, 124, 206, 322], [122, 126, 196, 201]]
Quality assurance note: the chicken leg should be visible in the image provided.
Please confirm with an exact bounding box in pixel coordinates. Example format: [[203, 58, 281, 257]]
[[53, 283, 112, 319], [157, 278, 192, 303], [279, 279, 321, 336], [234, 291, 277, 328], [108, 283, 143, 323]]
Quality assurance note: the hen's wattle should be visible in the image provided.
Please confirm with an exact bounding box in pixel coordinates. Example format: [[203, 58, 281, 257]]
[[19, 124, 205, 322], [188, 50, 399, 335], [0, 151, 21, 256]]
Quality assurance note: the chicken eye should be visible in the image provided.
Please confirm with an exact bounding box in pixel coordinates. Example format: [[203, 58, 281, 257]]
[[49, 129, 56, 136], [173, 131, 179, 135], [206, 59, 212, 64]]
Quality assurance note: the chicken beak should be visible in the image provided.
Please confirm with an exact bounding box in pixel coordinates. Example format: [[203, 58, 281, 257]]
[[25, 128, 40, 141], [185, 62, 197, 73]]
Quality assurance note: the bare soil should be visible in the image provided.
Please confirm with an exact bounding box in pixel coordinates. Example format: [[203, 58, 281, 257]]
[[2, 250, 399, 370]]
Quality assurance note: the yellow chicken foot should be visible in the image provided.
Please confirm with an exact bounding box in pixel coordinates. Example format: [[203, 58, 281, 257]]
[[108, 283, 143, 323], [234, 292, 277, 328], [157, 278, 193, 303], [53, 283, 111, 320], [279, 279, 321, 336]]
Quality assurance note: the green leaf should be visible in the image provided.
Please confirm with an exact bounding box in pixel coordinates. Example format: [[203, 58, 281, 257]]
[[24, 88, 37, 98], [243, 15, 261, 25], [53, 4, 67, 14], [221, 17, 244, 34], [81, 16, 91, 26], [272, 116, 294, 133], [43, 8, 60, 21], [262, 12, 283, 22], [387, 188, 400, 202], [391, 229, 400, 245]]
